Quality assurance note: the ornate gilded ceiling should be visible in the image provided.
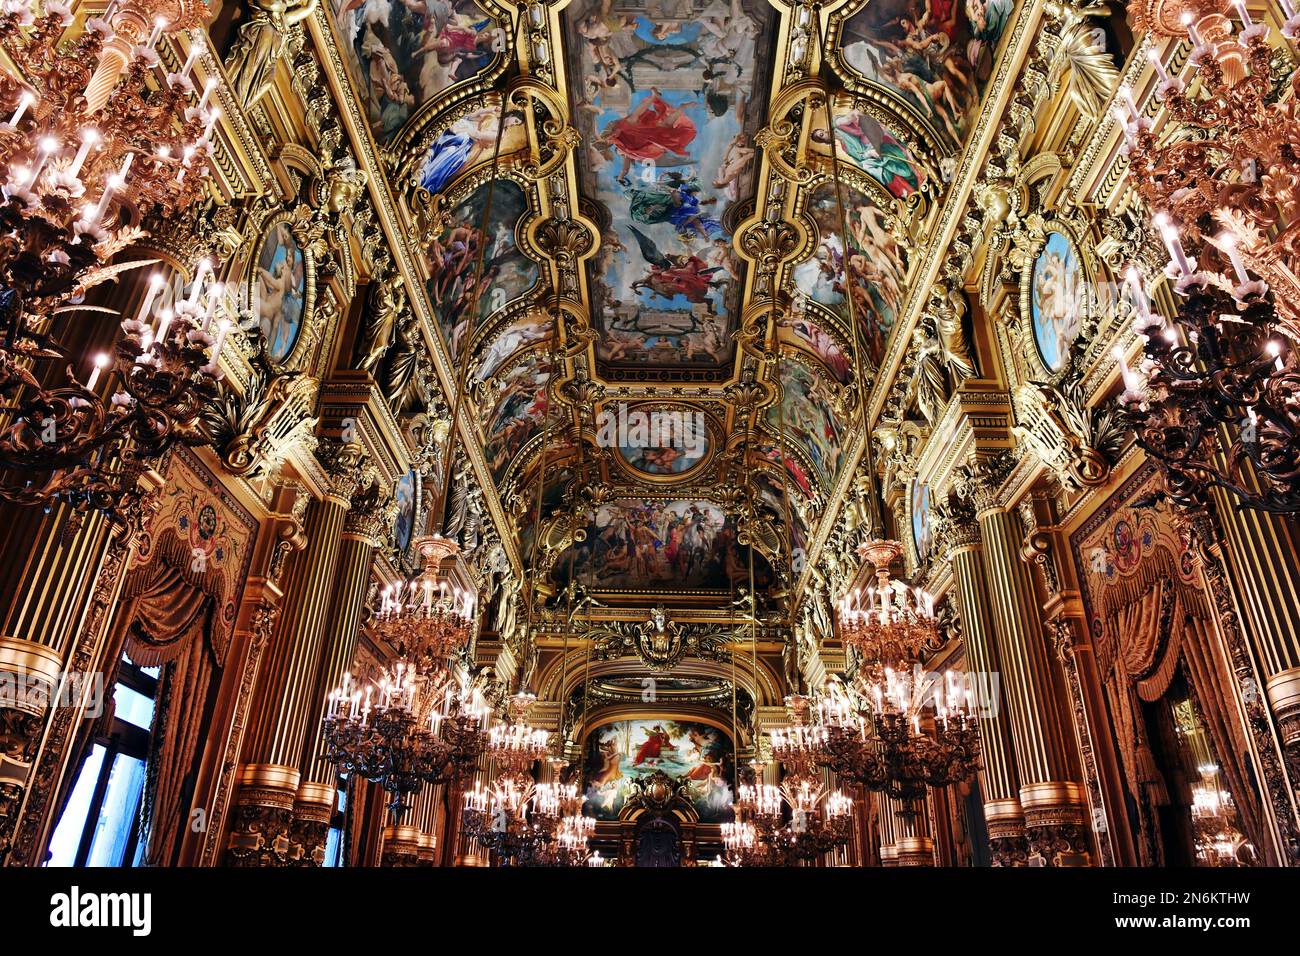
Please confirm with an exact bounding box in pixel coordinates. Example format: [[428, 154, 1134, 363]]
[[321, 0, 1015, 611]]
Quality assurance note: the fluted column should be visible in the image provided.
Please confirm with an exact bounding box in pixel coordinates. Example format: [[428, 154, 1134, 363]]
[[226, 442, 368, 866], [890, 797, 935, 866], [290, 480, 392, 865], [935, 489, 1027, 865], [956, 453, 1091, 866], [1210, 495, 1300, 784]]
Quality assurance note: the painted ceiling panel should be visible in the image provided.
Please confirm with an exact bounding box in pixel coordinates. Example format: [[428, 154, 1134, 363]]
[[330, 0, 509, 144], [564, 0, 775, 380], [832, 0, 1012, 150]]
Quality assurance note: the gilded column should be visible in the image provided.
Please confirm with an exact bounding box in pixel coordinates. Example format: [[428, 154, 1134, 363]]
[[1209, 495, 1300, 787], [934, 487, 1027, 865], [291, 479, 392, 865], [883, 797, 935, 867], [226, 442, 368, 866], [956, 453, 1091, 866]]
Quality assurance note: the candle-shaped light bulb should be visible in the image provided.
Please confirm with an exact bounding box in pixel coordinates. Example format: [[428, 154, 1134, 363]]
[[155, 307, 173, 345], [202, 282, 223, 330], [203, 318, 231, 374], [146, 16, 167, 52], [1154, 213, 1194, 277], [134, 273, 166, 324], [1181, 11, 1203, 45], [1217, 232, 1252, 286], [188, 258, 212, 304], [86, 353, 110, 392], [1267, 340, 1285, 371], [1147, 48, 1170, 84], [180, 35, 205, 77], [1234, 0, 1254, 28], [198, 77, 217, 111], [6, 90, 35, 127], [68, 128, 99, 179]]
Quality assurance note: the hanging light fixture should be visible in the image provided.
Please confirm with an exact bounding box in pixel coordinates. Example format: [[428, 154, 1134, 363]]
[[817, 540, 980, 801], [322, 549, 484, 817], [460, 692, 557, 865], [1115, 2, 1300, 513], [767, 697, 854, 863], [0, 2, 219, 512]]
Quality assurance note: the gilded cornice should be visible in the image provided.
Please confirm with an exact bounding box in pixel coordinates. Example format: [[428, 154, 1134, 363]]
[[303, 7, 521, 574], [866, 0, 1047, 427]]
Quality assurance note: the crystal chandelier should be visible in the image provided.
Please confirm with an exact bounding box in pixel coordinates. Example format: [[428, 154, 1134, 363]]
[[0, 1, 219, 512], [822, 540, 980, 801], [1115, 0, 1300, 513], [721, 743, 852, 867]]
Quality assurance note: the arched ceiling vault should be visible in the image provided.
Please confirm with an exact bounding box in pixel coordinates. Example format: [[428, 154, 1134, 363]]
[[324, 0, 1016, 615]]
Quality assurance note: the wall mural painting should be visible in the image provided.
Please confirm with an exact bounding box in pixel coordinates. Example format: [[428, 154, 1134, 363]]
[[1030, 230, 1085, 372], [254, 221, 307, 364], [768, 361, 843, 489], [331, 0, 503, 143], [565, 0, 772, 373], [555, 499, 766, 590], [758, 441, 815, 500], [583, 718, 735, 822], [784, 311, 852, 383], [424, 179, 537, 364], [838, 0, 1012, 147], [474, 310, 553, 383], [481, 352, 551, 483], [416, 103, 528, 197], [795, 181, 905, 368], [393, 469, 418, 554]]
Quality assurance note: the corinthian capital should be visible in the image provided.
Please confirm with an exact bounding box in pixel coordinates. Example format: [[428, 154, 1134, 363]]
[[344, 480, 399, 547], [932, 487, 981, 553], [952, 449, 1017, 515], [320, 440, 371, 506]]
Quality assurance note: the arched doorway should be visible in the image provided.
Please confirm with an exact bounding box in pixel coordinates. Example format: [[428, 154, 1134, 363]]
[[635, 817, 681, 867]]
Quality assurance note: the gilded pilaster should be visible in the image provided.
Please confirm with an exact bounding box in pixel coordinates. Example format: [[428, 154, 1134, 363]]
[[934, 487, 1027, 865], [955, 453, 1090, 866], [228, 441, 368, 866]]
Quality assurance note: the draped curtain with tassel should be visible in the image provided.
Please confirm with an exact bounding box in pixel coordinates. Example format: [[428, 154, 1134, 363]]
[[1096, 552, 1267, 865]]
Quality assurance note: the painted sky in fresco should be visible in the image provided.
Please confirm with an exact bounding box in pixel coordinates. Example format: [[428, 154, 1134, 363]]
[[566, 0, 771, 375]]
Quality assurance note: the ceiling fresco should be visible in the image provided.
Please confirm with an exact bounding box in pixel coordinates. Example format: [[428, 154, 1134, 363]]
[[565, 0, 775, 381], [348, 0, 1015, 609], [329, 0, 510, 144], [832, 0, 1012, 148]]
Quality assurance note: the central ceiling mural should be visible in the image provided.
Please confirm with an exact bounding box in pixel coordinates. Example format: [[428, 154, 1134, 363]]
[[565, 0, 775, 380]]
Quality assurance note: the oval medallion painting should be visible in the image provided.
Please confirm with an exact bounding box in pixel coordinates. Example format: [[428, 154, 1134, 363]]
[[255, 222, 307, 364], [611, 407, 710, 478], [1030, 231, 1084, 372], [393, 470, 417, 555], [911, 479, 931, 561]]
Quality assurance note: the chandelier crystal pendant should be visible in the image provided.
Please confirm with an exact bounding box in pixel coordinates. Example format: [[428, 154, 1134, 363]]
[[823, 540, 980, 801], [0, 1, 218, 512], [1115, 2, 1300, 512]]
